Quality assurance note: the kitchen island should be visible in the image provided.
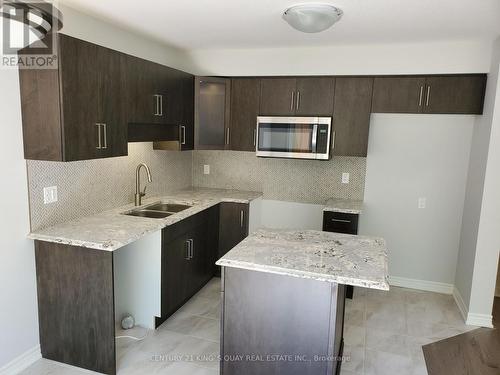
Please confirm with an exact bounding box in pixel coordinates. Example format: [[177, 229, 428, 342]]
[[216, 229, 388, 375]]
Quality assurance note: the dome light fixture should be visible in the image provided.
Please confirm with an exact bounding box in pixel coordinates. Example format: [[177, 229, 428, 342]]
[[282, 4, 343, 33]]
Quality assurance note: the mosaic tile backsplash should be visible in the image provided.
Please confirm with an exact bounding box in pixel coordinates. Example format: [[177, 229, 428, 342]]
[[27, 146, 366, 231], [192, 151, 366, 204], [27, 143, 192, 230]]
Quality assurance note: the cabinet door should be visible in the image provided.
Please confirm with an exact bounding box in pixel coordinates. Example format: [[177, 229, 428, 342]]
[[230, 78, 260, 151], [259, 78, 297, 116], [125, 56, 156, 124], [97, 46, 127, 158], [59, 35, 100, 161], [180, 73, 195, 150], [218, 202, 249, 259], [333, 77, 374, 157], [161, 231, 192, 318], [423, 75, 486, 114], [295, 77, 335, 116], [372, 77, 426, 113], [195, 77, 231, 149], [190, 224, 210, 294]]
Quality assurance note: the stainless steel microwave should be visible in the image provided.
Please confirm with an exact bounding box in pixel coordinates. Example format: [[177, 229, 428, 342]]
[[256, 116, 332, 160]]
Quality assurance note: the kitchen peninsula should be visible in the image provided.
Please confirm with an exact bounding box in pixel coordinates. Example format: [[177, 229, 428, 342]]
[[216, 229, 388, 375]]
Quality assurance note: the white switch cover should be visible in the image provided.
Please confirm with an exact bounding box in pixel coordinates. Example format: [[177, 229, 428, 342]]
[[342, 173, 350, 184], [43, 186, 58, 204], [418, 197, 426, 209], [203, 164, 210, 175]]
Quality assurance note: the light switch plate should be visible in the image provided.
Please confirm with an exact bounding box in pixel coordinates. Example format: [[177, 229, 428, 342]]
[[342, 173, 350, 184], [203, 164, 210, 175], [43, 186, 58, 204], [418, 197, 426, 209]]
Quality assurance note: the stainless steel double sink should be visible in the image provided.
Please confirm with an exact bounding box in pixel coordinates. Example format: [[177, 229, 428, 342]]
[[125, 203, 192, 219]]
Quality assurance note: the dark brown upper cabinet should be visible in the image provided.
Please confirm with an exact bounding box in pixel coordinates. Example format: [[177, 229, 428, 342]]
[[260, 77, 335, 116], [423, 75, 486, 114], [295, 77, 335, 116], [333, 77, 374, 157], [259, 78, 297, 116], [230, 78, 261, 152], [372, 75, 486, 115], [19, 34, 127, 161], [371, 76, 427, 114], [194, 76, 231, 150]]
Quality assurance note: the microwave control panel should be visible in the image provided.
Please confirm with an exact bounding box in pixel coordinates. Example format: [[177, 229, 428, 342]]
[[315, 124, 330, 154]]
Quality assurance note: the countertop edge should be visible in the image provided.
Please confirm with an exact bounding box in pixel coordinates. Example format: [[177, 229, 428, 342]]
[[28, 189, 263, 252], [215, 259, 390, 291]]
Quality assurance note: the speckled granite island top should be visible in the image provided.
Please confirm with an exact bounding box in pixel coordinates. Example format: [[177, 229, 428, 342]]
[[324, 198, 364, 214], [216, 229, 389, 290], [28, 188, 262, 251]]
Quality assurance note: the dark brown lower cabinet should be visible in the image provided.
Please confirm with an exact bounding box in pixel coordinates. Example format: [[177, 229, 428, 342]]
[[221, 267, 346, 375], [160, 207, 219, 323], [323, 211, 359, 299], [218, 202, 249, 261], [34, 241, 116, 375]]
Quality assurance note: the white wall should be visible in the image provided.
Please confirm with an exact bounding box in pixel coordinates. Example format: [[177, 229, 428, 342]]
[[59, 4, 194, 72], [114, 232, 162, 330], [359, 114, 474, 286], [261, 200, 324, 230], [187, 39, 491, 76], [0, 68, 40, 369], [455, 42, 500, 310], [467, 38, 500, 319]]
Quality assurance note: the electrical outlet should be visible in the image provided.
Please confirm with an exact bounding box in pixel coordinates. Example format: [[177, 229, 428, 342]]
[[418, 197, 426, 209], [203, 164, 210, 175], [43, 186, 58, 204], [342, 173, 350, 184]]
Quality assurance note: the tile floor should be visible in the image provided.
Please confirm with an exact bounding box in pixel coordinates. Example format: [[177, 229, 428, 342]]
[[20, 278, 475, 375]]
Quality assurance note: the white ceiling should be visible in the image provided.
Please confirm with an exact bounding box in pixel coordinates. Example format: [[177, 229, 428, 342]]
[[59, 0, 500, 50]]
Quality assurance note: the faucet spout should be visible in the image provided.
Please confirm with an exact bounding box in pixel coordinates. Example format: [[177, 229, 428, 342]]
[[135, 163, 152, 206]]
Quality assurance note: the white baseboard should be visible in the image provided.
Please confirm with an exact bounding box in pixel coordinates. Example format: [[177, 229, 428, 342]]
[[388, 276, 454, 294], [452, 287, 494, 328], [0, 345, 41, 375], [452, 286, 468, 322], [466, 313, 494, 328]]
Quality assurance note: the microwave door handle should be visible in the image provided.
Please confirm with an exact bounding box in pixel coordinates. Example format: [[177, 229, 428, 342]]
[[311, 124, 318, 152]]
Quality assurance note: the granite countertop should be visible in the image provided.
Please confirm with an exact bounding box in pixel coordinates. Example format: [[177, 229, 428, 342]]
[[324, 198, 364, 214], [216, 229, 389, 290], [28, 188, 262, 252]]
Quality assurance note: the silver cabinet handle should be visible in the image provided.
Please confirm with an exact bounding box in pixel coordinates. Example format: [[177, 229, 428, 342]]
[[96, 123, 102, 149], [253, 128, 257, 147], [226, 128, 230, 145], [185, 240, 191, 260], [290, 91, 295, 111], [418, 86, 424, 107], [159, 95, 163, 116], [240, 210, 244, 228], [102, 123, 107, 149], [189, 239, 194, 259], [153, 94, 161, 116], [426, 86, 431, 106], [331, 130, 336, 152], [180, 125, 186, 145], [296, 90, 300, 110], [331, 218, 351, 223]]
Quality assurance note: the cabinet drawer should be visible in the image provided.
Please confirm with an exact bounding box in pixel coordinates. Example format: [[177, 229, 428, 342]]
[[322, 212, 359, 235]]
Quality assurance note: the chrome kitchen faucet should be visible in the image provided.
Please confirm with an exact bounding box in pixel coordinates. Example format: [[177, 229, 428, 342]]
[[135, 163, 152, 206]]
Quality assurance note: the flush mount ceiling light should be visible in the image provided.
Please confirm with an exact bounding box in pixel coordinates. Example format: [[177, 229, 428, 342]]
[[282, 4, 343, 33], [0, 0, 63, 42]]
